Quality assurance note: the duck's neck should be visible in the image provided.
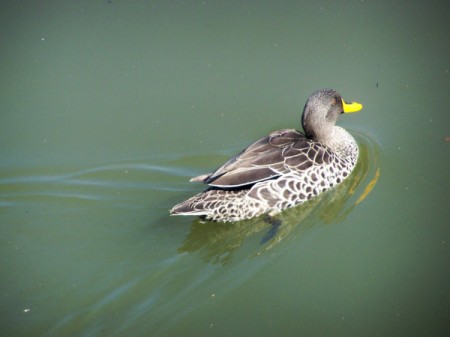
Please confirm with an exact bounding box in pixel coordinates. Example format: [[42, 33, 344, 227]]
[[318, 126, 359, 164]]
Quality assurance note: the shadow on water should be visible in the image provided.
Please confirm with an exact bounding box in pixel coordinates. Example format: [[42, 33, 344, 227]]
[[176, 130, 382, 265]]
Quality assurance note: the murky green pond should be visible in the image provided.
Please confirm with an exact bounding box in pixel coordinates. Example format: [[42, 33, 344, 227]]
[[1, 1, 449, 336]]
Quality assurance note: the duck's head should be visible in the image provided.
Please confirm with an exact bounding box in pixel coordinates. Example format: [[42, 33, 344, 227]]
[[301, 88, 363, 143]]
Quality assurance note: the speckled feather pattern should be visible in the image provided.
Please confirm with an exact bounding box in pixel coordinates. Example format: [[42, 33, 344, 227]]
[[171, 128, 358, 222], [170, 89, 361, 222]]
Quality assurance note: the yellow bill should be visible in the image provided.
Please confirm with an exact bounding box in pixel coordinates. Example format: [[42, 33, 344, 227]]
[[342, 99, 363, 113]]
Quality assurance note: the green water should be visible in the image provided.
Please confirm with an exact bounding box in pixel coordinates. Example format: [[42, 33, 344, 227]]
[[1, 1, 449, 336]]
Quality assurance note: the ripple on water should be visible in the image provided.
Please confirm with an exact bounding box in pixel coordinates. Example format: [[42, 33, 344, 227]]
[[0, 159, 201, 209], [1, 132, 382, 336]]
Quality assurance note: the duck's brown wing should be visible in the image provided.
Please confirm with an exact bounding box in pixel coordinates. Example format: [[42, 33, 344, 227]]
[[195, 129, 333, 188]]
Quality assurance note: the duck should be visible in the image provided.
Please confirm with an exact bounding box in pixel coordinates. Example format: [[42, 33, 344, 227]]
[[170, 88, 363, 222]]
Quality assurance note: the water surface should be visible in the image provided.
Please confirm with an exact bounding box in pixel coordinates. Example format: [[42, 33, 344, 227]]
[[1, 1, 449, 336]]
